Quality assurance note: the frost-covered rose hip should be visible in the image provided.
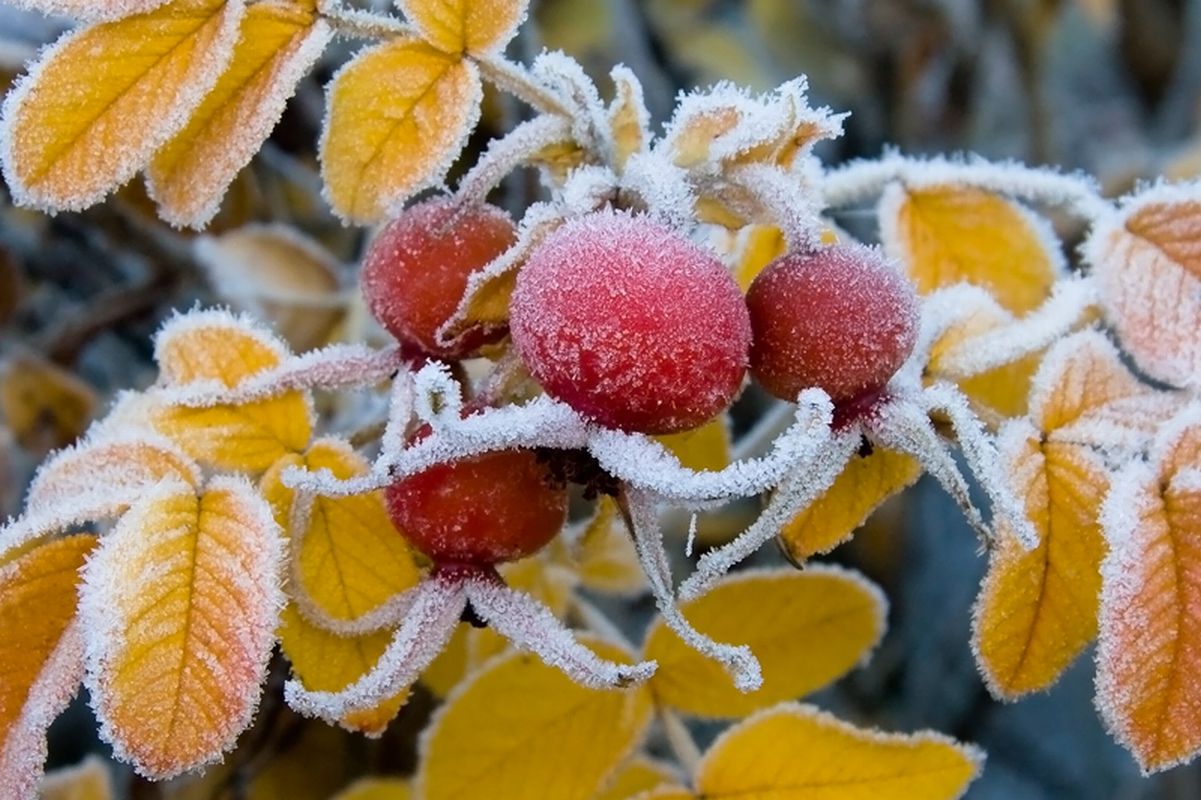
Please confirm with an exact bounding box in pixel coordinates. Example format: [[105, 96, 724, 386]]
[[746, 243, 918, 404], [384, 445, 567, 566], [509, 211, 751, 434], [361, 198, 516, 358]]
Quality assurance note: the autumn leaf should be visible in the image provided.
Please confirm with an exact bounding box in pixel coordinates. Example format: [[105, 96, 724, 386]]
[[79, 478, 282, 778], [332, 777, 412, 800], [558, 497, 646, 596], [147, 1, 331, 227], [0, 433, 200, 557], [0, 354, 96, 453], [0, 0, 245, 212], [1084, 182, 1201, 389], [320, 37, 482, 223], [151, 310, 312, 471], [644, 567, 886, 718], [417, 638, 653, 800], [596, 756, 679, 800], [261, 441, 420, 735], [400, 0, 529, 55], [971, 420, 1108, 697], [0, 535, 95, 800], [39, 756, 113, 800], [779, 447, 920, 562], [1095, 406, 1201, 773], [693, 704, 982, 800], [879, 184, 1063, 313], [193, 225, 346, 352]]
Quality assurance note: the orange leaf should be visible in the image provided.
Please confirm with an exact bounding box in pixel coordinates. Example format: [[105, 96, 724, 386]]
[[694, 703, 982, 800], [80, 478, 282, 778], [0, 354, 96, 453], [1085, 184, 1201, 388], [971, 420, 1108, 697], [778, 447, 920, 562], [1096, 408, 1201, 772], [0, 0, 244, 212], [0, 535, 96, 800], [147, 2, 331, 227], [400, 0, 529, 55], [320, 38, 481, 223], [879, 184, 1063, 313]]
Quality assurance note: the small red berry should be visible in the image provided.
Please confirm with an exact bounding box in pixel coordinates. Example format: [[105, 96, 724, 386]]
[[361, 198, 516, 358], [384, 445, 567, 566], [509, 211, 751, 434], [746, 243, 918, 404]]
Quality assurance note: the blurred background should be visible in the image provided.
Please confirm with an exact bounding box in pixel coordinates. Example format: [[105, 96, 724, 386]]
[[2, 1, 1201, 797]]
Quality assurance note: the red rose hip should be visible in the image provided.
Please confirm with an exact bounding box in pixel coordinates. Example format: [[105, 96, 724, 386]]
[[509, 211, 751, 434], [385, 447, 567, 566], [746, 243, 918, 404], [361, 198, 516, 358]]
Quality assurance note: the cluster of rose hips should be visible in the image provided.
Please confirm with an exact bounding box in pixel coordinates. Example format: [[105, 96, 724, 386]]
[[362, 198, 919, 573]]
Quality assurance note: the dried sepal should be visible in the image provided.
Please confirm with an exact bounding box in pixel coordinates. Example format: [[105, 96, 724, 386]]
[[467, 577, 656, 688], [607, 66, 649, 172], [285, 573, 466, 723], [678, 430, 859, 601], [623, 487, 761, 692]]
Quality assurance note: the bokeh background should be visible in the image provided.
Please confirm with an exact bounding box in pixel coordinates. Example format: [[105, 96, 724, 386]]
[[3, 1, 1201, 797]]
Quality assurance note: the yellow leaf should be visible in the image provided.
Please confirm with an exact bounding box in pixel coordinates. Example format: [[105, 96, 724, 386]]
[[81, 478, 282, 778], [400, 0, 528, 55], [1085, 184, 1201, 388], [268, 439, 420, 621], [595, 756, 679, 800], [148, 2, 331, 227], [644, 568, 886, 718], [193, 225, 346, 352], [971, 421, 1108, 697], [1095, 410, 1201, 773], [163, 717, 353, 800], [321, 38, 481, 223], [1, 535, 95, 799], [563, 497, 646, 596], [39, 756, 113, 800], [331, 777, 412, 800], [0, 355, 96, 453], [695, 703, 982, 799], [880, 184, 1062, 314], [656, 416, 731, 473], [0, 0, 245, 212], [152, 311, 312, 471], [420, 623, 471, 697], [418, 638, 653, 800], [261, 440, 420, 735], [731, 224, 786, 292], [778, 448, 921, 563], [276, 606, 410, 736], [628, 789, 694, 800]]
